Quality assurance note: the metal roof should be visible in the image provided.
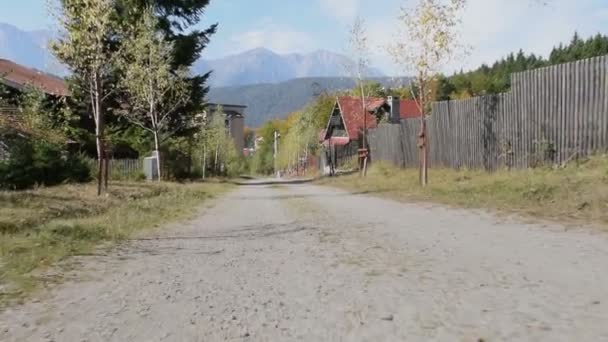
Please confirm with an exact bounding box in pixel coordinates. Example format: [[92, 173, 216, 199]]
[[322, 96, 422, 142], [0, 59, 69, 97]]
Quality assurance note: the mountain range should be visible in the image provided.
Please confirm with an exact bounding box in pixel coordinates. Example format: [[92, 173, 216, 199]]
[[0, 22, 405, 126], [0, 22, 386, 87], [0, 23, 66, 76], [195, 48, 385, 87]]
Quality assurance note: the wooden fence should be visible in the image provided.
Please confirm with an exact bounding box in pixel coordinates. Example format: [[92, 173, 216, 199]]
[[89, 159, 142, 180], [330, 143, 359, 169], [369, 55, 608, 170]]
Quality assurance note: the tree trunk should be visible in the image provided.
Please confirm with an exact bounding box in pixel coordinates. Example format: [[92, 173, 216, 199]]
[[420, 118, 428, 186], [92, 74, 105, 195], [202, 142, 206, 180], [97, 143, 103, 196], [214, 140, 220, 174], [418, 77, 428, 187], [153, 130, 161, 181], [359, 80, 368, 178], [104, 154, 109, 189]]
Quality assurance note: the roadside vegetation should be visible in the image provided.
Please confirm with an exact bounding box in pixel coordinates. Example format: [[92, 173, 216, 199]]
[[318, 156, 608, 229], [248, 29, 608, 178], [0, 180, 232, 307], [0, 0, 244, 308]]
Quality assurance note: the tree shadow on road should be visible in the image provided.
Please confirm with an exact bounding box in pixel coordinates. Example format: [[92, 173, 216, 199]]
[[126, 222, 317, 245], [232, 178, 318, 186]]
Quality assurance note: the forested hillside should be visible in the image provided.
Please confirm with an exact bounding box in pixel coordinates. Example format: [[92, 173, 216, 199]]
[[438, 33, 608, 100]]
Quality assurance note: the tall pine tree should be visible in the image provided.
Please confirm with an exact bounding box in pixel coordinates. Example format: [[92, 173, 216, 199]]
[[116, 0, 218, 135]]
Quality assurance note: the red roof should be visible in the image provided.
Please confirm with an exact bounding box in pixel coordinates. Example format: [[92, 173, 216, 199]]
[[321, 136, 350, 147], [322, 96, 423, 143], [0, 59, 69, 97], [335, 97, 422, 139], [336, 96, 382, 140], [399, 99, 422, 119]]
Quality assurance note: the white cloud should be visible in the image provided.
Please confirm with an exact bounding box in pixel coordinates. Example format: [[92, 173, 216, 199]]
[[365, 18, 400, 75], [230, 26, 316, 54], [363, 0, 608, 75], [318, 0, 361, 23], [454, 0, 607, 72]]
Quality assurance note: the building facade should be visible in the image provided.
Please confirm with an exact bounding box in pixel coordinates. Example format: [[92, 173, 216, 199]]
[[203, 103, 246, 154]]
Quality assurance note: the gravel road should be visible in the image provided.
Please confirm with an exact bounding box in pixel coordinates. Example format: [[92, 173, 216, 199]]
[[1, 181, 607, 341]]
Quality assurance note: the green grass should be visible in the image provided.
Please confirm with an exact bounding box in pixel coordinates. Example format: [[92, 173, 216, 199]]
[[318, 156, 608, 228], [0, 180, 232, 307]]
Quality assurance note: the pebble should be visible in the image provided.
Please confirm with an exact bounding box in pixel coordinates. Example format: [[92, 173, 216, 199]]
[[381, 314, 394, 321]]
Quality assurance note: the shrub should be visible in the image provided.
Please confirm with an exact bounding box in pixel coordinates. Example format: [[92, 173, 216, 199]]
[[0, 136, 91, 190]]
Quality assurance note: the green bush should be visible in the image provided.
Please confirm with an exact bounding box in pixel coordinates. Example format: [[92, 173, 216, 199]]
[[0, 137, 92, 190]]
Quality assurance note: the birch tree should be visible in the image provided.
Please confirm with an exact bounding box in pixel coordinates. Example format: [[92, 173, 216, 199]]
[[199, 106, 234, 176], [348, 16, 372, 176], [51, 0, 118, 195], [118, 9, 190, 181], [388, 0, 467, 186]]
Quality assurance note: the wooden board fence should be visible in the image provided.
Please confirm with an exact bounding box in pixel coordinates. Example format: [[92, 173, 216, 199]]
[[369, 55, 608, 170]]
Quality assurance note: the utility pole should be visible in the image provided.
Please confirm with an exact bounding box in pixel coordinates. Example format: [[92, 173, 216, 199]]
[[273, 130, 280, 178]]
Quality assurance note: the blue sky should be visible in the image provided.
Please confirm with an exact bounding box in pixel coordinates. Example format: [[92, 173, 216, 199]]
[[2, 0, 608, 74]]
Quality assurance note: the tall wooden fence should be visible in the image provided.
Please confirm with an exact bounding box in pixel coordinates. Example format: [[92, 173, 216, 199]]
[[369, 55, 608, 170]]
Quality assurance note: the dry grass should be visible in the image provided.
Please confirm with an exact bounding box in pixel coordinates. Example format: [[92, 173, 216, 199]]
[[318, 156, 608, 229], [0, 181, 232, 307]]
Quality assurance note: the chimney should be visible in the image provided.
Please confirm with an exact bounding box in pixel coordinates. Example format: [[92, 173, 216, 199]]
[[387, 96, 400, 123]]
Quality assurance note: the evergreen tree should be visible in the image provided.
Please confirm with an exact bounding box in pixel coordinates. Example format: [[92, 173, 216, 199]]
[[116, 0, 218, 129], [437, 32, 608, 100]]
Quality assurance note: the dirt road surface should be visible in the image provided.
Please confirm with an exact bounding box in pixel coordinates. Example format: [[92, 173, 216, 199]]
[[1, 182, 607, 341]]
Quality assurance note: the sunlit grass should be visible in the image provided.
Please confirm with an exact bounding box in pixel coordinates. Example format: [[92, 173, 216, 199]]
[[0, 181, 232, 307], [318, 156, 608, 228]]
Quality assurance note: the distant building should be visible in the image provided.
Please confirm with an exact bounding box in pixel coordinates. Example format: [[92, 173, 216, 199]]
[[321, 95, 421, 147], [0, 59, 70, 161], [202, 103, 246, 154], [0, 58, 69, 98], [319, 96, 422, 170]]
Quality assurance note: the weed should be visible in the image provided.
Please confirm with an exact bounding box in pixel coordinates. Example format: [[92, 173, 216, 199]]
[[318, 156, 608, 228]]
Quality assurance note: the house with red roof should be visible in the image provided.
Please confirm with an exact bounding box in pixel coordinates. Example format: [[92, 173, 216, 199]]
[[1, 59, 71, 160], [319, 95, 421, 171], [0, 59, 69, 98], [320, 96, 421, 147]]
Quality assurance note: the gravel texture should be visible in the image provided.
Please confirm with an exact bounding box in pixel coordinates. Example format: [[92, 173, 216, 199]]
[[1, 181, 607, 341]]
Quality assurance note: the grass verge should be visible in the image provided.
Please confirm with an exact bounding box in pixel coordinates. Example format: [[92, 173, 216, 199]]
[[318, 156, 608, 229], [0, 180, 232, 307]]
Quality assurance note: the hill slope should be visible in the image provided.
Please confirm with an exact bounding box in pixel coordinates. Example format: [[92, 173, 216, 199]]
[[208, 77, 413, 127]]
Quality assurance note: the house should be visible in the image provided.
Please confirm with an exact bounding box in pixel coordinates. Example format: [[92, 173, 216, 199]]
[[0, 59, 70, 161], [0, 58, 69, 98], [321, 95, 421, 146], [320, 96, 421, 167], [202, 103, 246, 154]]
